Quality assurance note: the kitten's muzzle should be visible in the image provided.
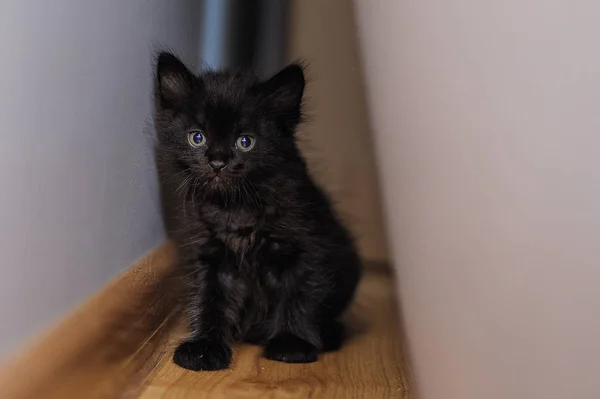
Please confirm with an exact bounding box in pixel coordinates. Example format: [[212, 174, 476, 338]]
[[208, 159, 228, 172]]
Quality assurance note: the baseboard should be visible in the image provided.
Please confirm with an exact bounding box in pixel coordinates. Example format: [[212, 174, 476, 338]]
[[0, 241, 181, 399]]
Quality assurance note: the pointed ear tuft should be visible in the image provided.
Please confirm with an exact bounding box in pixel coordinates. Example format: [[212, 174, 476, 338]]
[[256, 62, 306, 128], [155, 52, 195, 108]]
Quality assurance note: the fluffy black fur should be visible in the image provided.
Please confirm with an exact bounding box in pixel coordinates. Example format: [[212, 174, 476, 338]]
[[154, 52, 362, 371]]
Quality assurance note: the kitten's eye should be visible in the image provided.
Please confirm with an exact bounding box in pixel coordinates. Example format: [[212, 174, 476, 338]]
[[235, 135, 255, 152], [187, 130, 206, 147]]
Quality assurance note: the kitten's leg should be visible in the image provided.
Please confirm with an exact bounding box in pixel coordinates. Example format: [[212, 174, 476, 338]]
[[261, 245, 357, 363], [262, 283, 325, 363], [263, 332, 320, 363], [321, 320, 345, 352], [173, 338, 232, 372], [173, 258, 240, 371], [262, 320, 345, 362], [262, 277, 351, 363]]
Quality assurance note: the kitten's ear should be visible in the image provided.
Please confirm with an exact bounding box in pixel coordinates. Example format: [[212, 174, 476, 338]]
[[156, 52, 196, 108], [256, 63, 305, 128]]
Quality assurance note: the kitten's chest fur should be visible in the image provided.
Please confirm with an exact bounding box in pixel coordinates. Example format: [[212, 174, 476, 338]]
[[198, 203, 297, 338], [204, 205, 260, 254], [199, 203, 291, 265]]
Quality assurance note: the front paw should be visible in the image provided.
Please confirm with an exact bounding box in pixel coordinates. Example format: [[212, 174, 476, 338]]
[[173, 339, 232, 371], [263, 333, 320, 363]]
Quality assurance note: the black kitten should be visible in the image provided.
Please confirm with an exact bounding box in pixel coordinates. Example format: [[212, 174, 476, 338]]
[[154, 52, 362, 371]]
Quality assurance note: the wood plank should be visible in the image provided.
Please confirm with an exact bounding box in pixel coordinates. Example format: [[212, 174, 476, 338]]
[[0, 242, 180, 399], [0, 242, 411, 399], [137, 268, 412, 399]]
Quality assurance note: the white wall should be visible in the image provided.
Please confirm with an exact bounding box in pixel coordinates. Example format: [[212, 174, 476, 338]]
[[355, 1, 600, 398], [0, 0, 199, 358]]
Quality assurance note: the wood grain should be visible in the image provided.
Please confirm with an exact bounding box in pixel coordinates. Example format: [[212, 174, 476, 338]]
[[137, 268, 411, 399], [0, 241, 180, 399], [0, 243, 411, 399]]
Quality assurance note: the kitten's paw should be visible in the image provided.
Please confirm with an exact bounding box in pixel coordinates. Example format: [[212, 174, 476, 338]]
[[173, 339, 232, 371], [263, 333, 320, 363], [322, 320, 345, 352]]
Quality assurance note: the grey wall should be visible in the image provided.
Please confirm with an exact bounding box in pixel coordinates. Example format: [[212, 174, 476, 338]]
[[355, 1, 600, 398], [287, 0, 389, 263], [0, 0, 199, 358]]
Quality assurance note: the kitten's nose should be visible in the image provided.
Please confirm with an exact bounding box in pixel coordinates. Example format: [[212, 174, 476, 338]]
[[208, 159, 227, 172]]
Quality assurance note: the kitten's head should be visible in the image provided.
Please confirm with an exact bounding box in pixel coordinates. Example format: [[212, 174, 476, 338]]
[[154, 52, 305, 204]]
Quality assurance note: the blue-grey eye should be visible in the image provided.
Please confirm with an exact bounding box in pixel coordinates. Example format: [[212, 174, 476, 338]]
[[187, 130, 206, 147], [235, 135, 255, 151]]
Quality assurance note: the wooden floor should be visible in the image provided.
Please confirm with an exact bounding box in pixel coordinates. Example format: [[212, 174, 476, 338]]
[[137, 269, 411, 399], [0, 243, 411, 399]]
